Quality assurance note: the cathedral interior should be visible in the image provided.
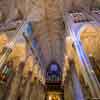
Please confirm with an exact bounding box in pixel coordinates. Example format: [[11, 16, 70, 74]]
[[0, 0, 100, 100]]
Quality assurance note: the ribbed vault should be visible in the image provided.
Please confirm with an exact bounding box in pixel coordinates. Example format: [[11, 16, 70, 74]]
[[0, 0, 100, 79], [29, 0, 66, 68]]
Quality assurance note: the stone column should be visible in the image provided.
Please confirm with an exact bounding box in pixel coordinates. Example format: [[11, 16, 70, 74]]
[[38, 81, 45, 100], [89, 55, 100, 82], [68, 58, 84, 100], [21, 71, 32, 100], [64, 70, 74, 100], [6, 62, 25, 100], [30, 77, 45, 100]]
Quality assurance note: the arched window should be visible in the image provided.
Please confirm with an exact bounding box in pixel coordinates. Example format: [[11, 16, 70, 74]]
[[50, 64, 58, 72], [46, 63, 61, 82]]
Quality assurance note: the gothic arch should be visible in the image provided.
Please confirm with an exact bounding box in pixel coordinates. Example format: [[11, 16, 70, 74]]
[[79, 23, 100, 60]]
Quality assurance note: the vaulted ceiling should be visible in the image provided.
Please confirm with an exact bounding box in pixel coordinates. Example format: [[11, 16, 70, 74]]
[[0, 0, 100, 75]]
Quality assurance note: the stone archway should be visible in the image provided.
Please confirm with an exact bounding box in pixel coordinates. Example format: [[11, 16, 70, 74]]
[[80, 23, 100, 62]]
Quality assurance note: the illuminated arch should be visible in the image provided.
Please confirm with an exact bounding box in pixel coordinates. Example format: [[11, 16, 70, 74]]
[[76, 23, 96, 41], [46, 62, 62, 82], [79, 23, 100, 60], [80, 24, 98, 39]]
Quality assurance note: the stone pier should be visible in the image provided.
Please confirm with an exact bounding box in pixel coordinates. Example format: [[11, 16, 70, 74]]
[[6, 62, 25, 100], [21, 71, 32, 100], [30, 77, 45, 100], [64, 70, 74, 100]]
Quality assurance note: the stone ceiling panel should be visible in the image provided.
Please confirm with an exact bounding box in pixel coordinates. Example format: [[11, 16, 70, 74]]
[[32, 21, 47, 38], [47, 19, 65, 35], [45, 0, 63, 19], [25, 0, 45, 22]]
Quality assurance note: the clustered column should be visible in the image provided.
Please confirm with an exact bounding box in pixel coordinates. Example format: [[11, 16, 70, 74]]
[[6, 61, 25, 100]]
